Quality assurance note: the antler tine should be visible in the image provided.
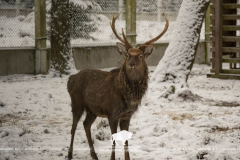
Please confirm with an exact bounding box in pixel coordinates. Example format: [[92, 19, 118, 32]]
[[139, 12, 169, 48], [110, 12, 133, 49], [122, 28, 133, 49], [110, 12, 125, 44]]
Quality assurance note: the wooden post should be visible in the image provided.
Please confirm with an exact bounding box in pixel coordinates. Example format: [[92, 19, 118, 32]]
[[211, 0, 215, 70], [157, 0, 164, 22], [222, 0, 237, 69], [119, 0, 124, 20], [35, 0, 48, 74], [205, 5, 211, 64], [215, 0, 222, 75], [126, 0, 136, 45]]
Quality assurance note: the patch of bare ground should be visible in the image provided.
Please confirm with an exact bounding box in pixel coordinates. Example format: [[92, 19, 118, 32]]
[[205, 100, 240, 107], [153, 111, 198, 122], [177, 90, 240, 107], [209, 125, 240, 133], [169, 112, 194, 121], [0, 112, 27, 126], [0, 113, 32, 137]]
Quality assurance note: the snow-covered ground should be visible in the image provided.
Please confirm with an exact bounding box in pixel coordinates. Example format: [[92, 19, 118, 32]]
[[0, 64, 240, 160]]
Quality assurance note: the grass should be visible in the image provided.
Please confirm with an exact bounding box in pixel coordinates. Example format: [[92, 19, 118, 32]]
[[210, 126, 240, 132]]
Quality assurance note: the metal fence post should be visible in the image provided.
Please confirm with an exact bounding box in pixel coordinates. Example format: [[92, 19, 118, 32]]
[[126, 0, 136, 45], [158, 0, 164, 22], [35, 0, 48, 74]]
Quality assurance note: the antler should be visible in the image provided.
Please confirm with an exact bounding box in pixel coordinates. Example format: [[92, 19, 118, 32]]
[[110, 12, 133, 49], [139, 12, 169, 48]]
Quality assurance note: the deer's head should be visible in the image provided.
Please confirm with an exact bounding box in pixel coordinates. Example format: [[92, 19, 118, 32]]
[[110, 13, 169, 81]]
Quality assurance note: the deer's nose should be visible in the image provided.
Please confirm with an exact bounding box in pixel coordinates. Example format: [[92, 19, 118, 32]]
[[129, 62, 135, 67]]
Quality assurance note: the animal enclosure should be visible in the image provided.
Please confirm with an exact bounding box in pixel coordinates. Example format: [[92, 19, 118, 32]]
[[0, 0, 207, 76], [208, 0, 240, 79]]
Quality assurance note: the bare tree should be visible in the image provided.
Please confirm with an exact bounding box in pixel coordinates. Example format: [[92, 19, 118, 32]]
[[150, 0, 210, 98]]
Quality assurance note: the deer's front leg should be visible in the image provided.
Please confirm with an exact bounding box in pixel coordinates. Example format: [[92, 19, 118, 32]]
[[120, 117, 131, 160], [108, 117, 119, 160]]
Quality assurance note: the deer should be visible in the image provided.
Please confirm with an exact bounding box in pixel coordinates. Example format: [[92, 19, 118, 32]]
[[67, 12, 169, 160]]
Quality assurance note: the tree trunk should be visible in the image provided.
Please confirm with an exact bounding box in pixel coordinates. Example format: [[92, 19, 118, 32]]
[[50, 0, 75, 76], [150, 0, 210, 98]]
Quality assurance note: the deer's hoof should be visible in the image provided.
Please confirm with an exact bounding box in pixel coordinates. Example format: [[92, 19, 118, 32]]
[[68, 152, 73, 160]]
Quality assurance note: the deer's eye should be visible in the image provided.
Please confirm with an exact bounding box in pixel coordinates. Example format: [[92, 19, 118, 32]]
[[139, 55, 143, 59], [126, 54, 129, 59]]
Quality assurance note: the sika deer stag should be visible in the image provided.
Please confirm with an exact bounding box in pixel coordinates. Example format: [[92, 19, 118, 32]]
[[67, 13, 168, 160]]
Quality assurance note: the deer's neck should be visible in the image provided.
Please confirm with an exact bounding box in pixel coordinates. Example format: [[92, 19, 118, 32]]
[[117, 67, 148, 103]]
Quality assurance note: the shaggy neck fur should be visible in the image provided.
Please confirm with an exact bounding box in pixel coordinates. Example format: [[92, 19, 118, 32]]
[[117, 66, 148, 103]]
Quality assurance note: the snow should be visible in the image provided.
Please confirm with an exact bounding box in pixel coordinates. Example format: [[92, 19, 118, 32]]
[[0, 64, 240, 160], [70, 0, 89, 10], [2, 1, 238, 159], [0, 12, 205, 47], [150, 0, 209, 97]]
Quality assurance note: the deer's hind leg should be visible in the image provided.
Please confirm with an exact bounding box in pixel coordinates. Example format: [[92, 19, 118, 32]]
[[68, 105, 84, 159], [83, 111, 98, 159]]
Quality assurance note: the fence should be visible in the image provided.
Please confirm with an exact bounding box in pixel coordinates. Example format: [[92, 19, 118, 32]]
[[0, 0, 34, 47], [0, 0, 205, 48], [207, 0, 240, 80]]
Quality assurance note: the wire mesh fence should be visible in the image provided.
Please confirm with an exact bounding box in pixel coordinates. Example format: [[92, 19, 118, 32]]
[[70, 0, 185, 46], [0, 0, 205, 48], [0, 0, 35, 47], [136, 0, 182, 44], [66, 0, 188, 46]]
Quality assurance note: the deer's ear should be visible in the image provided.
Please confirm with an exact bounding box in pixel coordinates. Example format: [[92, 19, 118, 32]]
[[116, 42, 128, 56], [143, 44, 153, 58]]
